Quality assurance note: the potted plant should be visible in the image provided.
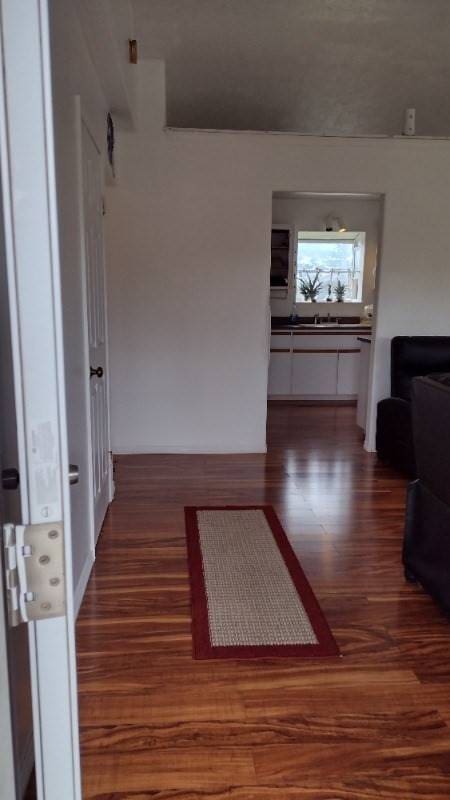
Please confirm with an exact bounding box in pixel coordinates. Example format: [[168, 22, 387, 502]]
[[299, 273, 323, 302], [334, 280, 346, 303]]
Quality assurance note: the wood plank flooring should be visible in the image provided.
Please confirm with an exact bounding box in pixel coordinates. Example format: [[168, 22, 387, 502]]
[[77, 404, 450, 799]]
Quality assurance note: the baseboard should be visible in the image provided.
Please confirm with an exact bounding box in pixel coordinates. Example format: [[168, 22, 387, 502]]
[[112, 443, 268, 455], [74, 549, 95, 617], [268, 396, 357, 406]]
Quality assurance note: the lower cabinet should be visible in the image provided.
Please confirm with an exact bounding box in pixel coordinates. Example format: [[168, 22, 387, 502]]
[[269, 332, 364, 399], [268, 351, 291, 395], [337, 350, 361, 396], [292, 352, 338, 396]]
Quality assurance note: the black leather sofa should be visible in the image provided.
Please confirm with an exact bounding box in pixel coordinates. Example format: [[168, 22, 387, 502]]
[[403, 374, 450, 614], [376, 337, 450, 476]]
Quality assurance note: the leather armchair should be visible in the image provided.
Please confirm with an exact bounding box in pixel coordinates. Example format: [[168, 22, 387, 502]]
[[403, 374, 450, 613], [376, 337, 450, 476]]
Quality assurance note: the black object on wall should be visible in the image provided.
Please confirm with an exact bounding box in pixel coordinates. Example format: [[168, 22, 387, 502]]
[[270, 227, 290, 288]]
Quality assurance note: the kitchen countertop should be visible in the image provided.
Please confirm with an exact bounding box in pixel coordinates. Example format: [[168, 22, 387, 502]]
[[271, 324, 373, 333], [271, 316, 372, 333]]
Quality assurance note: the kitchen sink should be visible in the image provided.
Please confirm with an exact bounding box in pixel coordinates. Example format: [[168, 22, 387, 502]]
[[299, 323, 338, 328]]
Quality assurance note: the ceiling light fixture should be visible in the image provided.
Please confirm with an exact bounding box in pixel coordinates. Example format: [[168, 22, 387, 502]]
[[324, 215, 347, 233]]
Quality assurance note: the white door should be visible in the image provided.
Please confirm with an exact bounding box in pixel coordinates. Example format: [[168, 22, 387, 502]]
[[0, 1, 81, 797], [81, 122, 113, 541], [0, 185, 34, 800]]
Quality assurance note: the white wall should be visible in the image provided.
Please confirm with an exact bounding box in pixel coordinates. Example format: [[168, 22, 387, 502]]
[[271, 195, 381, 318], [77, 0, 137, 130], [106, 61, 450, 455], [133, 0, 450, 137]]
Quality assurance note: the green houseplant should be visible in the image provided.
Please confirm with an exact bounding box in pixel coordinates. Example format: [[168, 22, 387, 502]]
[[334, 280, 346, 302], [299, 273, 323, 302]]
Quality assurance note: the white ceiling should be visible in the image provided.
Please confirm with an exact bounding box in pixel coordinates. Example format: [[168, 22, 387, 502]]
[[132, 0, 450, 136]]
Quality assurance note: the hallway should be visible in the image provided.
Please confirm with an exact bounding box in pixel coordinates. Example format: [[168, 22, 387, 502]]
[[77, 404, 450, 798]]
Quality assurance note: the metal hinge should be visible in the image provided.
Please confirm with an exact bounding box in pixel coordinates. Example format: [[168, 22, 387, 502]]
[[3, 522, 65, 627]]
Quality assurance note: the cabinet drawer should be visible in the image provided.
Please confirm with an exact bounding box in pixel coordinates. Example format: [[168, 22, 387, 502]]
[[270, 333, 292, 350], [335, 334, 361, 350], [292, 332, 363, 351], [292, 333, 340, 350]]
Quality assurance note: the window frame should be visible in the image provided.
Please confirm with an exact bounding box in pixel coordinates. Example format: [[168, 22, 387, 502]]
[[295, 230, 366, 304]]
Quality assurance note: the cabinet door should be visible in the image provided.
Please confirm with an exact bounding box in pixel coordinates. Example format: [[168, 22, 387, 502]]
[[268, 351, 291, 395], [292, 352, 338, 396], [337, 350, 361, 395]]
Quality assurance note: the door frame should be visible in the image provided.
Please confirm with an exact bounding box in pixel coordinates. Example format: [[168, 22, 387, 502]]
[[0, 1, 82, 796], [74, 96, 114, 555]]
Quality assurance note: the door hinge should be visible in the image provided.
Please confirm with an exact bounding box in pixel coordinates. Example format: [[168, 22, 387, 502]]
[[2, 522, 66, 627]]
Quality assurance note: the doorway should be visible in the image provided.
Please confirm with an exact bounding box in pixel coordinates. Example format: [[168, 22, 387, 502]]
[[268, 191, 383, 441]]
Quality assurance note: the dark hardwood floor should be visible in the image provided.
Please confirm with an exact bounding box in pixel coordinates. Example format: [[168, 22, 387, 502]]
[[77, 403, 450, 799]]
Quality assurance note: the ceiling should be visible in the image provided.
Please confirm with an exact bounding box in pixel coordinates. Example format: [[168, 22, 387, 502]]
[[132, 0, 450, 136]]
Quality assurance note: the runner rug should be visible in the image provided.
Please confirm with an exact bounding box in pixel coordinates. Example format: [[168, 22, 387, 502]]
[[185, 505, 339, 659]]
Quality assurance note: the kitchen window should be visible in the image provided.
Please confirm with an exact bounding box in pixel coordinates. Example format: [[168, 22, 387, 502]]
[[296, 231, 366, 303]]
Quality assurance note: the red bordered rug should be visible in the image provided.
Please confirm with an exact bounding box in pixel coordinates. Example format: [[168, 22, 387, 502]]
[[185, 505, 340, 660]]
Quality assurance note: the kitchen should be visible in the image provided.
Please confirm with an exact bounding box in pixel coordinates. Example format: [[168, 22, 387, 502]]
[[269, 192, 382, 438]]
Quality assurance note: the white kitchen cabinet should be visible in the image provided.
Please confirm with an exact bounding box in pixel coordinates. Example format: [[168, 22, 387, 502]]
[[268, 351, 292, 394], [269, 328, 368, 399], [271, 333, 292, 348], [357, 338, 372, 429], [292, 333, 360, 350], [292, 352, 338, 396], [337, 350, 361, 395]]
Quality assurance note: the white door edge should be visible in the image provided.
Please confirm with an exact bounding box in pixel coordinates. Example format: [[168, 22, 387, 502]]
[[74, 95, 97, 555], [76, 99, 114, 547]]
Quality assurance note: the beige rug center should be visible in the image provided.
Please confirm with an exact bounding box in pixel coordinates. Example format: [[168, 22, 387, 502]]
[[197, 509, 318, 647]]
